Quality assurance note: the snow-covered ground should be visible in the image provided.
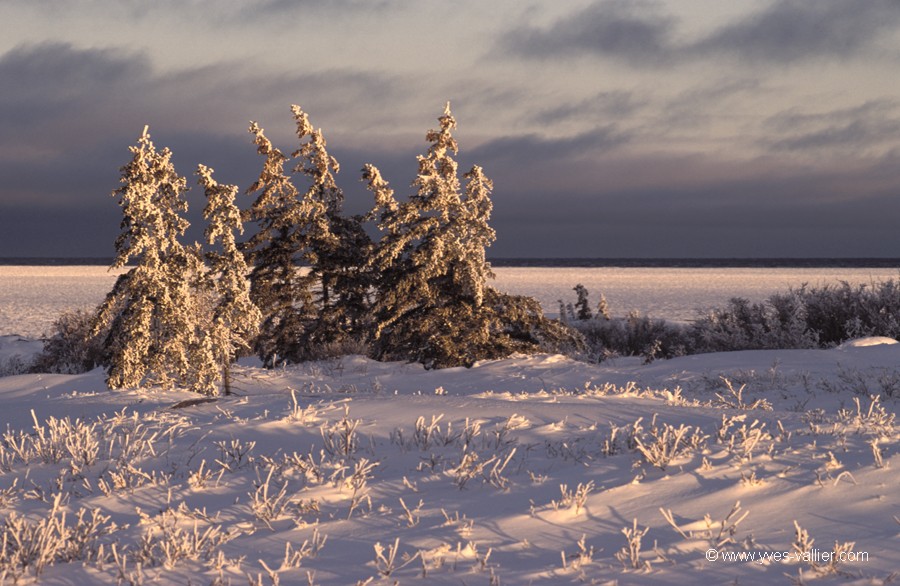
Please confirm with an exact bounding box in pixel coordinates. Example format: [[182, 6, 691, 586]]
[[3, 265, 899, 338], [0, 335, 897, 584], [1, 267, 898, 584]]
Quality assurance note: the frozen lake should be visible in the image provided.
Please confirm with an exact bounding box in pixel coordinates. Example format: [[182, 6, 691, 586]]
[[493, 266, 900, 323], [1, 264, 898, 338]]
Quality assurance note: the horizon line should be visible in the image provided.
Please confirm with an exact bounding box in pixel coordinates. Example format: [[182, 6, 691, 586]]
[[3, 256, 900, 268]]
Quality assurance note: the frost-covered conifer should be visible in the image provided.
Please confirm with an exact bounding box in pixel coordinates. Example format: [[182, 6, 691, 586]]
[[365, 104, 584, 367], [196, 164, 261, 395], [365, 104, 460, 365], [364, 105, 508, 367], [459, 165, 496, 307], [243, 107, 373, 364], [242, 120, 315, 365], [94, 127, 201, 389], [597, 293, 611, 321], [574, 284, 593, 321], [558, 300, 568, 324], [290, 105, 372, 355]]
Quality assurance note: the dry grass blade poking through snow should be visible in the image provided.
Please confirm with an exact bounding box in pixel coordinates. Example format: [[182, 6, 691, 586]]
[[0, 492, 120, 582], [321, 405, 361, 458], [837, 395, 896, 437], [791, 521, 857, 577], [285, 389, 321, 424], [714, 378, 773, 411], [616, 518, 651, 571], [250, 465, 291, 528], [550, 481, 594, 515], [346, 458, 378, 519], [373, 537, 419, 577], [560, 534, 594, 572], [660, 500, 749, 548]]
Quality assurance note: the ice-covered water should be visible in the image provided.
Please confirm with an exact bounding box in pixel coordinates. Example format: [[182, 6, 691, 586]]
[[493, 266, 900, 323], [0, 266, 127, 338], [1, 265, 898, 338]]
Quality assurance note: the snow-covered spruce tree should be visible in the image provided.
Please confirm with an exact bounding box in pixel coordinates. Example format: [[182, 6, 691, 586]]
[[363, 103, 478, 367], [290, 105, 373, 357], [93, 127, 204, 390], [241, 120, 317, 366], [196, 164, 261, 394], [365, 104, 583, 368], [574, 284, 593, 320], [597, 293, 611, 321]]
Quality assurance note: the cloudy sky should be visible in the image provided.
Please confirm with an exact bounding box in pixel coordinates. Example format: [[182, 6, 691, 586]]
[[2, 0, 900, 258]]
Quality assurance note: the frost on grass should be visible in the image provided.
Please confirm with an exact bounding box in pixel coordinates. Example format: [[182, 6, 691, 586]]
[[0, 343, 899, 583]]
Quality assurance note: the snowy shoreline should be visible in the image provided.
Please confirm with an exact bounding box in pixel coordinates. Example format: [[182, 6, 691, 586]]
[[4, 265, 900, 339]]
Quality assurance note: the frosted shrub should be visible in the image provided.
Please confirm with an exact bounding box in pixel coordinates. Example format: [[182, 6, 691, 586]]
[[284, 391, 320, 424], [216, 439, 256, 471], [137, 517, 234, 570], [572, 311, 689, 362], [800, 280, 900, 345], [97, 462, 164, 496], [560, 534, 594, 571], [789, 521, 857, 576], [0, 494, 117, 580], [452, 452, 488, 489], [373, 537, 419, 577], [1, 508, 66, 579], [691, 280, 900, 352], [27, 410, 100, 467], [690, 295, 817, 353], [567, 277, 900, 359], [836, 395, 895, 437], [279, 451, 326, 486], [0, 353, 32, 377], [412, 414, 450, 450], [634, 417, 708, 471], [32, 308, 106, 374], [345, 458, 378, 519]]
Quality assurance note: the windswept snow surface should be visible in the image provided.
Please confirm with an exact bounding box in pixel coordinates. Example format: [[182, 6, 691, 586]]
[[0, 340, 897, 584], [837, 337, 899, 349]]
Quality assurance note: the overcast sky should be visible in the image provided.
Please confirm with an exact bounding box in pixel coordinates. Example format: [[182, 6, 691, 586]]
[[2, 0, 900, 258]]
